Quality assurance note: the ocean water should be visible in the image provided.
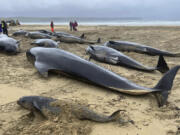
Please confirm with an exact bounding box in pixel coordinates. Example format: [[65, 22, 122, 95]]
[[3, 17, 180, 26]]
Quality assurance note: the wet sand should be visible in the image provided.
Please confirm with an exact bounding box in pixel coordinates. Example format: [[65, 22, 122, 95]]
[[0, 25, 180, 135]]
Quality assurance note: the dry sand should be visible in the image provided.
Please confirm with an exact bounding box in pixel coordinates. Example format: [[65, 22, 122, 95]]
[[0, 25, 180, 135]]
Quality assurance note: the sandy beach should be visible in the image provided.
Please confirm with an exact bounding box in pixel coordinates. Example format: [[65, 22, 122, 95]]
[[0, 25, 180, 135]]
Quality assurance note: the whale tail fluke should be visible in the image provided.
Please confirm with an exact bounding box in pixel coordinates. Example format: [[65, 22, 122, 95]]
[[156, 55, 169, 73], [153, 65, 180, 107]]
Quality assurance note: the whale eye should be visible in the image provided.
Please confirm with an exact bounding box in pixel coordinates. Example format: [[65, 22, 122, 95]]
[[20, 99, 25, 103], [22, 100, 25, 103]]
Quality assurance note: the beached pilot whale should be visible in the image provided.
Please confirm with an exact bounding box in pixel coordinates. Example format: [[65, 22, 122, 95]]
[[0, 36, 20, 54], [17, 96, 121, 122], [31, 39, 60, 48], [86, 45, 169, 73], [53, 34, 100, 44], [12, 30, 28, 36], [38, 30, 85, 39], [26, 47, 180, 107], [38, 30, 71, 37], [26, 32, 53, 39], [55, 32, 85, 39], [105, 41, 180, 57], [38, 30, 55, 36]]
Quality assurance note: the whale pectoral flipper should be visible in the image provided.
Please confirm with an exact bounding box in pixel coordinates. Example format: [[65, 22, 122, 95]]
[[35, 62, 49, 77], [32, 101, 47, 118], [153, 65, 180, 107], [156, 55, 169, 73], [107, 56, 119, 64], [33, 101, 41, 112]]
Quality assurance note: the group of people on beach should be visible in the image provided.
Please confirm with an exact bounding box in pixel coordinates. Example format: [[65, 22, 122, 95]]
[[1, 19, 79, 35], [50, 20, 78, 32], [0, 20, 8, 35], [69, 21, 78, 31]]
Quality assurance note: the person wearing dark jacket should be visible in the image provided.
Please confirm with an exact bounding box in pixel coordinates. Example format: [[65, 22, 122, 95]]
[[69, 21, 73, 31], [72, 21, 78, 31], [1, 20, 8, 35], [0, 23, 2, 34]]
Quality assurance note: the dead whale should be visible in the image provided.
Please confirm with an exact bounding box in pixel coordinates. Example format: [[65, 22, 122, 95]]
[[31, 39, 59, 48], [0, 36, 20, 54], [105, 40, 180, 57], [53, 34, 100, 44], [86, 45, 169, 73], [38, 30, 55, 36], [12, 30, 28, 36], [38, 30, 85, 39], [26, 47, 180, 107], [17, 96, 120, 122], [26, 32, 53, 39], [55, 32, 85, 39]]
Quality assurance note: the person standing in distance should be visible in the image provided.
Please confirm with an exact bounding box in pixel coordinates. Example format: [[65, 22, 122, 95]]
[[1, 20, 8, 35], [69, 21, 73, 31], [73, 20, 78, 31], [50, 21, 54, 32], [0, 21, 2, 34]]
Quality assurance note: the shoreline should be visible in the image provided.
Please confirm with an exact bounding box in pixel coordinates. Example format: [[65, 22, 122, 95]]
[[11, 24, 180, 30], [21, 23, 180, 26], [18, 20, 180, 26]]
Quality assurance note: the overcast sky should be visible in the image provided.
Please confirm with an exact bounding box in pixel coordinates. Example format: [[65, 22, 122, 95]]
[[0, 0, 180, 20]]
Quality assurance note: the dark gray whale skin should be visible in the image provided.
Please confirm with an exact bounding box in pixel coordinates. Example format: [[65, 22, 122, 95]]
[[38, 30, 72, 37], [0, 36, 20, 54], [12, 30, 28, 36], [105, 41, 180, 57], [54, 34, 100, 44], [86, 45, 169, 73], [54, 32, 74, 37], [38, 30, 85, 39], [26, 32, 53, 39], [26, 47, 180, 107], [17, 96, 60, 117], [38, 30, 55, 36], [31, 39, 59, 48], [17, 96, 120, 122]]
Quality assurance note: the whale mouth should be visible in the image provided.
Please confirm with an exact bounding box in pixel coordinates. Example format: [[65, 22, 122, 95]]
[[26, 49, 36, 64]]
